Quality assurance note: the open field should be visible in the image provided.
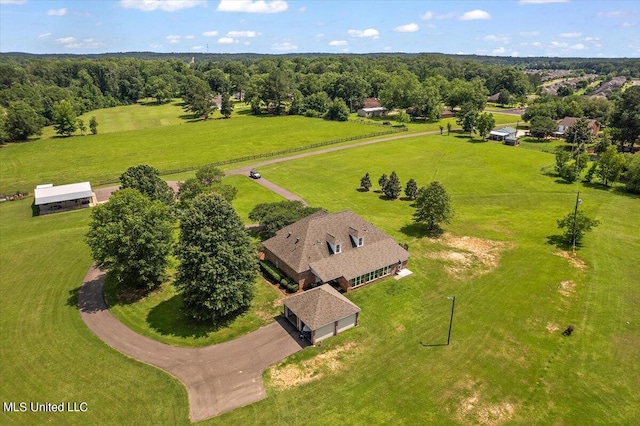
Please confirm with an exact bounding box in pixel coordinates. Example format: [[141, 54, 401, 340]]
[[0, 114, 389, 194], [212, 134, 640, 424], [1, 107, 638, 424]]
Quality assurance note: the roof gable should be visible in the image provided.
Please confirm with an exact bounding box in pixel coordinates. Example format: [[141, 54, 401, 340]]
[[262, 210, 409, 281], [283, 284, 360, 330]]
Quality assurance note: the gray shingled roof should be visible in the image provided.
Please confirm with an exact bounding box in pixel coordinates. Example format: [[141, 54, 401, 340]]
[[261, 210, 409, 282], [283, 284, 360, 330]]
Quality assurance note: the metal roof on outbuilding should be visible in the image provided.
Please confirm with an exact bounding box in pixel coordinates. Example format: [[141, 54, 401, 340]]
[[34, 182, 93, 205]]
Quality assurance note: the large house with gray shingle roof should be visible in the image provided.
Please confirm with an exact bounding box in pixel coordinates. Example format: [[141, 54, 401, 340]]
[[262, 210, 409, 292]]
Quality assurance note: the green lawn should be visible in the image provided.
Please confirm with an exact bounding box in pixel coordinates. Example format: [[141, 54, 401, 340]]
[[208, 134, 640, 425], [1, 124, 638, 424], [0, 114, 388, 194]]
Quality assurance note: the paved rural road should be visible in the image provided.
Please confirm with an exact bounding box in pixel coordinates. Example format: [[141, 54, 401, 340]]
[[78, 265, 308, 422]]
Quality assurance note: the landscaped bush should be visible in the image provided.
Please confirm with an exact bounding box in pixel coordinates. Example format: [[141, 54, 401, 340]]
[[259, 260, 281, 283], [285, 281, 299, 293]]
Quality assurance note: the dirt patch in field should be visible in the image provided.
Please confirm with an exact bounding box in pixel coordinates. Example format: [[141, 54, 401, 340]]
[[546, 322, 561, 334], [555, 251, 587, 270], [444, 377, 516, 425], [429, 234, 514, 279], [269, 342, 357, 390], [559, 280, 576, 297]]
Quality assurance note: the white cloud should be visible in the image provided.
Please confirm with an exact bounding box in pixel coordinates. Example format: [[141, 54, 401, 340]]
[[394, 23, 419, 33], [272, 41, 297, 51], [459, 10, 491, 21], [492, 47, 506, 54], [596, 11, 629, 18], [55, 37, 76, 44], [342, 48, 349, 53], [420, 11, 433, 20], [120, 0, 206, 12], [185, 35, 195, 40], [532, 41, 542, 47], [192, 45, 204, 50], [551, 41, 568, 47], [559, 32, 582, 38], [202, 31, 218, 37], [150, 43, 163, 49], [38, 33, 52, 39], [166, 35, 181, 44], [519, 0, 569, 4], [329, 40, 347, 46], [484, 34, 509, 43], [47, 8, 67, 16], [218, 37, 236, 44], [315, 33, 324, 38], [299, 6, 306, 12], [520, 31, 540, 36], [217, 0, 288, 14], [347, 28, 379, 39], [621, 22, 636, 28], [570, 43, 585, 50], [584, 36, 600, 42], [0, 0, 28, 4], [227, 30, 259, 37]]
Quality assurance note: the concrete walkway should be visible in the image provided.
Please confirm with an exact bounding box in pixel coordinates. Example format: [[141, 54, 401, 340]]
[[79, 265, 308, 421]]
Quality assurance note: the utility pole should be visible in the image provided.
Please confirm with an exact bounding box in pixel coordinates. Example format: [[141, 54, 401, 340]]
[[447, 296, 456, 346], [572, 191, 581, 253]]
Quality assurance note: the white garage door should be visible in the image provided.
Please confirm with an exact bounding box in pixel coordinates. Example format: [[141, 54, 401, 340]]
[[337, 314, 357, 333], [314, 323, 335, 343]]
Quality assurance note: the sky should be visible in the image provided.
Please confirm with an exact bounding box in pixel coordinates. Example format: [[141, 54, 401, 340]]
[[0, 0, 638, 57]]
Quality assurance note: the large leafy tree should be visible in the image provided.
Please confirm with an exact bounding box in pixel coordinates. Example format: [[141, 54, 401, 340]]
[[262, 68, 293, 115], [53, 99, 77, 137], [610, 85, 640, 148], [379, 70, 421, 110], [178, 165, 236, 207], [86, 188, 174, 289], [595, 145, 626, 187], [146, 75, 173, 104], [624, 154, 640, 194], [557, 210, 600, 248], [175, 193, 257, 322], [182, 75, 214, 120], [119, 164, 175, 205], [457, 105, 479, 137], [4, 100, 45, 141], [414, 181, 454, 231], [565, 118, 594, 147], [325, 98, 349, 121], [476, 112, 496, 141], [249, 200, 321, 238], [530, 115, 557, 140]]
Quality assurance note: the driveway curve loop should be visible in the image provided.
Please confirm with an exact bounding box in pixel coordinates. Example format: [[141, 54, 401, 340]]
[[79, 265, 307, 422]]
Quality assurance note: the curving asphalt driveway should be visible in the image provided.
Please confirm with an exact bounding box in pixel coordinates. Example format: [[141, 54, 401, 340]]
[[79, 265, 308, 422]]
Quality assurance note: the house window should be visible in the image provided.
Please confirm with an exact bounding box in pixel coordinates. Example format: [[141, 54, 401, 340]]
[[350, 264, 393, 288], [358, 237, 364, 247], [335, 244, 341, 253]]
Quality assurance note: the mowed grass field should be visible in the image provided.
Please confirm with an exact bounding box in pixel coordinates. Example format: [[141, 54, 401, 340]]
[[211, 135, 640, 425], [0, 111, 387, 194], [1, 103, 638, 424]]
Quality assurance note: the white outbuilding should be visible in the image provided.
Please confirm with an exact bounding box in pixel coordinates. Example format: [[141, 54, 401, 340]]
[[34, 182, 95, 214]]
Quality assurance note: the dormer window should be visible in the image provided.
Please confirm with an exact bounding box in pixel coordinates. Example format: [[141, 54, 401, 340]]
[[326, 232, 342, 254], [349, 226, 364, 247], [357, 237, 364, 247]]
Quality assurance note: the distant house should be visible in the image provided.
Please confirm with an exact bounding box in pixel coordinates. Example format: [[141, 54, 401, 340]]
[[439, 111, 455, 119], [555, 117, 599, 138], [34, 182, 95, 215], [357, 107, 388, 118], [488, 93, 500, 103], [283, 284, 361, 344], [489, 127, 518, 141], [362, 98, 382, 109], [262, 210, 409, 292]]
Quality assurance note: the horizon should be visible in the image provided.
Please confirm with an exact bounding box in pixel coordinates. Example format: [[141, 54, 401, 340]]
[[1, 0, 638, 58]]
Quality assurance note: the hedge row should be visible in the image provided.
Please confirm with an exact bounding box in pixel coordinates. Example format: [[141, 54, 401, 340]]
[[260, 260, 299, 293]]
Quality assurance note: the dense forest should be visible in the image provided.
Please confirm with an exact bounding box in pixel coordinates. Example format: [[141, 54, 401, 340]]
[[0, 52, 638, 143]]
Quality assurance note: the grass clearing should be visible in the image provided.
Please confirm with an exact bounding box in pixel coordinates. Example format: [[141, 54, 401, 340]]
[[2, 115, 638, 424], [0, 114, 389, 194]]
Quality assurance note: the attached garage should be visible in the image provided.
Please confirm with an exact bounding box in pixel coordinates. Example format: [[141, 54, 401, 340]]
[[282, 284, 360, 345]]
